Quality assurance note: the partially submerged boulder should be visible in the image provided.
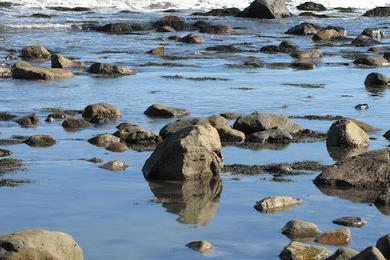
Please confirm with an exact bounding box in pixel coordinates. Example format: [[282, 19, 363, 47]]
[[12, 62, 74, 80], [24, 135, 56, 147], [352, 35, 379, 47], [364, 72, 390, 87], [376, 233, 390, 258], [154, 16, 187, 31], [51, 54, 84, 68], [142, 124, 223, 181], [238, 0, 291, 19], [87, 63, 136, 76], [314, 227, 351, 246], [351, 246, 386, 260], [326, 120, 369, 148], [82, 103, 122, 123], [186, 240, 213, 253], [281, 220, 321, 239], [313, 28, 344, 41], [327, 247, 359, 260], [297, 2, 326, 11], [363, 7, 390, 17], [144, 104, 190, 118], [285, 22, 320, 35], [17, 114, 39, 127], [100, 160, 128, 172], [96, 23, 144, 33], [21, 45, 51, 60], [254, 196, 303, 213], [279, 241, 331, 260], [361, 28, 385, 40], [179, 34, 204, 44], [88, 134, 121, 148], [353, 55, 389, 67], [62, 118, 89, 131]]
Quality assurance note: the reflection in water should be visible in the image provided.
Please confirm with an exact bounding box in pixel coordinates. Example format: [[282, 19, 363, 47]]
[[228, 142, 290, 152], [365, 85, 386, 97], [149, 176, 223, 226], [327, 145, 368, 161]]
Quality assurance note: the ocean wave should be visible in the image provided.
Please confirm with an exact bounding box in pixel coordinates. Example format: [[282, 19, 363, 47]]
[[0, 23, 73, 29]]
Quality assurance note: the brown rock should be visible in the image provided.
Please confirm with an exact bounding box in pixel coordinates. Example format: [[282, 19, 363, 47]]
[[21, 45, 51, 60], [315, 228, 351, 246], [186, 240, 213, 253], [82, 103, 122, 123]]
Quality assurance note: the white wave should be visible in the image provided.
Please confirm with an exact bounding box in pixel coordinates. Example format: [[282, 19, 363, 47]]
[[0, 23, 73, 29], [8, 0, 390, 11]]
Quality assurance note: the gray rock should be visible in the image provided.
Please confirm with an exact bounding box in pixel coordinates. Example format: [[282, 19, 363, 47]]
[[21, 45, 51, 60], [285, 22, 320, 35], [82, 103, 122, 123], [87, 63, 136, 76], [247, 129, 293, 143], [254, 196, 303, 213], [280, 241, 332, 260], [326, 247, 359, 260], [12, 62, 74, 80], [354, 55, 389, 67], [363, 7, 390, 17], [351, 246, 386, 260], [297, 2, 326, 11], [62, 118, 89, 131], [88, 134, 121, 148], [106, 142, 128, 152], [179, 34, 204, 44], [352, 35, 379, 47], [326, 120, 369, 148], [159, 118, 209, 139], [332, 217, 367, 227], [238, 0, 291, 19], [51, 54, 84, 68], [376, 234, 390, 258], [281, 220, 321, 239], [144, 104, 190, 118], [361, 28, 385, 40], [25, 135, 56, 147]]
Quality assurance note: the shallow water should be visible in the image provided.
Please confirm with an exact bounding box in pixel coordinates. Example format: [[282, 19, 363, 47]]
[[1, 3, 390, 259]]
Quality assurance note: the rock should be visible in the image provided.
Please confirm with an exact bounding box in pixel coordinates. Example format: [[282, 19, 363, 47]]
[[364, 72, 390, 87], [17, 114, 39, 127], [144, 104, 190, 118], [198, 23, 234, 34], [82, 103, 122, 123], [247, 129, 293, 143], [0, 66, 11, 78], [220, 112, 240, 120], [281, 220, 321, 239], [51, 54, 84, 68], [290, 61, 316, 70], [206, 44, 240, 53], [363, 7, 390, 17], [0, 229, 83, 260], [291, 49, 323, 59], [299, 11, 329, 18], [238, 0, 291, 19], [0, 148, 12, 157], [186, 240, 213, 253], [154, 16, 186, 31], [285, 22, 320, 35], [192, 8, 241, 16], [254, 196, 303, 213], [114, 124, 160, 150], [96, 23, 144, 33], [354, 55, 389, 67], [326, 120, 369, 148], [87, 157, 103, 163], [297, 2, 326, 11], [326, 247, 359, 260], [384, 130, 390, 140], [25, 135, 56, 147], [332, 217, 367, 227], [157, 25, 176, 32], [313, 28, 344, 41], [142, 124, 223, 181], [12, 62, 74, 80], [260, 45, 280, 54], [376, 234, 390, 258], [314, 149, 390, 189], [354, 104, 369, 110], [362, 28, 385, 40], [21, 45, 51, 60], [279, 40, 298, 54], [179, 34, 204, 44], [106, 142, 128, 152], [62, 118, 89, 131], [350, 246, 386, 260], [88, 134, 121, 148], [375, 188, 390, 207], [87, 63, 136, 76], [48, 6, 91, 12], [100, 160, 128, 172], [315, 228, 351, 246], [218, 127, 246, 143], [279, 241, 332, 260], [352, 35, 379, 47], [233, 112, 303, 135], [159, 118, 209, 139], [148, 47, 165, 56]]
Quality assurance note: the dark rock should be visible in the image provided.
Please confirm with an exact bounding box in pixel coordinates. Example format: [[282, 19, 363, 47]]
[[21, 45, 51, 60], [154, 16, 186, 31], [144, 104, 190, 118], [362, 28, 385, 40], [326, 247, 359, 260], [350, 246, 386, 260], [363, 7, 390, 17], [247, 129, 293, 143], [17, 114, 39, 127], [364, 72, 390, 87], [148, 47, 165, 56], [280, 242, 331, 260], [238, 0, 291, 19], [186, 240, 213, 253], [297, 2, 326, 11], [87, 63, 136, 76], [192, 8, 241, 16], [82, 103, 122, 124], [332, 217, 367, 227], [206, 44, 240, 53], [376, 234, 390, 258], [299, 11, 329, 18], [354, 55, 388, 67], [0, 149, 12, 157], [285, 22, 320, 35], [48, 6, 91, 12], [96, 23, 144, 33], [179, 34, 204, 44], [51, 54, 84, 68], [25, 135, 56, 147], [352, 35, 379, 47], [62, 118, 89, 131]]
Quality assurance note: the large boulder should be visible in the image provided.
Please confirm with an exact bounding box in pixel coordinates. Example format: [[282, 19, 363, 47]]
[[326, 120, 369, 148], [362, 28, 385, 40], [82, 103, 122, 123], [364, 72, 390, 87], [279, 241, 331, 260], [297, 2, 326, 11], [142, 124, 223, 181], [233, 112, 303, 135], [51, 54, 84, 68], [327, 247, 359, 260], [154, 16, 186, 31], [314, 149, 390, 189], [0, 229, 83, 260], [144, 104, 190, 118], [12, 62, 74, 80], [238, 0, 291, 19], [88, 134, 121, 148], [352, 35, 379, 47], [21, 45, 51, 60], [281, 220, 321, 239], [254, 196, 303, 213], [24, 135, 56, 147], [313, 28, 344, 41], [179, 34, 204, 44], [87, 63, 136, 76], [363, 7, 390, 17], [314, 227, 351, 246], [62, 118, 89, 131]]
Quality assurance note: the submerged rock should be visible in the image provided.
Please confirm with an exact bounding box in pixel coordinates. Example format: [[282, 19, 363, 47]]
[[247, 129, 293, 143], [21, 45, 51, 60], [315, 228, 351, 246], [144, 104, 190, 118], [285, 22, 320, 35], [62, 118, 89, 131], [186, 240, 213, 253], [82, 103, 122, 124], [143, 124, 223, 181], [354, 55, 389, 67], [0, 66, 12, 78], [106, 142, 128, 153], [279, 241, 331, 260], [281, 220, 321, 239], [25, 135, 56, 147], [0, 149, 12, 157], [88, 134, 121, 148], [361, 28, 385, 40], [254, 196, 303, 213], [326, 120, 369, 148], [238, 0, 291, 19], [0, 158, 23, 174], [17, 114, 39, 127], [154, 16, 186, 31], [313, 28, 345, 41], [0, 229, 84, 260], [12, 62, 74, 80], [87, 63, 136, 76], [332, 217, 367, 227], [147, 47, 165, 56], [352, 35, 379, 47], [114, 124, 160, 150], [100, 160, 128, 172]]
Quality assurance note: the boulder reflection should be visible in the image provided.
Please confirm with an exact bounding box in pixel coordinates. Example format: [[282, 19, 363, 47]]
[[327, 145, 368, 161], [148, 176, 223, 226]]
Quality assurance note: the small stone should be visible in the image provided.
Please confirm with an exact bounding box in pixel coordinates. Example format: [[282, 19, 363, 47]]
[[332, 217, 367, 227], [87, 157, 103, 163], [100, 160, 128, 172], [315, 227, 351, 246], [45, 116, 55, 123], [281, 220, 321, 239], [279, 241, 332, 260], [354, 104, 369, 110], [51, 54, 84, 68], [186, 240, 213, 253], [0, 148, 12, 157], [254, 196, 303, 213], [25, 135, 56, 147], [17, 114, 39, 127], [88, 134, 121, 148], [106, 142, 128, 152]]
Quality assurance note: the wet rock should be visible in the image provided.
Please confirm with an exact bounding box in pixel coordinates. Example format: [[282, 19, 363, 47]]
[[197, 23, 234, 34], [12, 62, 74, 80], [96, 23, 144, 33], [21, 45, 51, 60], [314, 149, 390, 189], [375, 188, 390, 207], [159, 118, 209, 139], [51, 54, 84, 68], [326, 120, 369, 148], [207, 115, 245, 143], [384, 130, 390, 139], [279, 40, 298, 53], [62, 118, 89, 131], [352, 35, 379, 47], [0, 149, 12, 157], [49, 6, 91, 12], [326, 247, 359, 260], [0, 158, 23, 174], [279, 241, 332, 260], [354, 104, 369, 110], [362, 28, 385, 40], [313, 28, 344, 42], [0, 112, 17, 121], [281, 220, 321, 239], [220, 112, 240, 120], [86, 157, 103, 163], [17, 114, 39, 127], [364, 72, 390, 87], [206, 44, 240, 53], [142, 124, 223, 181], [376, 234, 390, 258], [238, 0, 291, 19], [247, 129, 293, 143], [157, 25, 176, 32], [315, 228, 351, 246], [82, 103, 122, 124], [154, 16, 186, 31], [254, 196, 303, 213], [285, 22, 320, 35], [179, 34, 204, 44], [351, 246, 386, 260], [100, 160, 128, 172], [87, 63, 136, 76], [243, 59, 263, 68], [0, 229, 84, 260], [297, 2, 326, 11], [363, 7, 390, 17], [354, 55, 389, 67], [144, 104, 190, 118], [291, 49, 323, 59], [25, 135, 56, 147], [114, 124, 160, 150], [332, 217, 367, 227], [186, 240, 213, 253], [106, 142, 128, 153], [233, 112, 303, 135], [88, 134, 121, 148], [192, 8, 241, 17], [147, 47, 165, 56], [290, 61, 316, 70], [260, 45, 280, 54], [0, 66, 11, 78]]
